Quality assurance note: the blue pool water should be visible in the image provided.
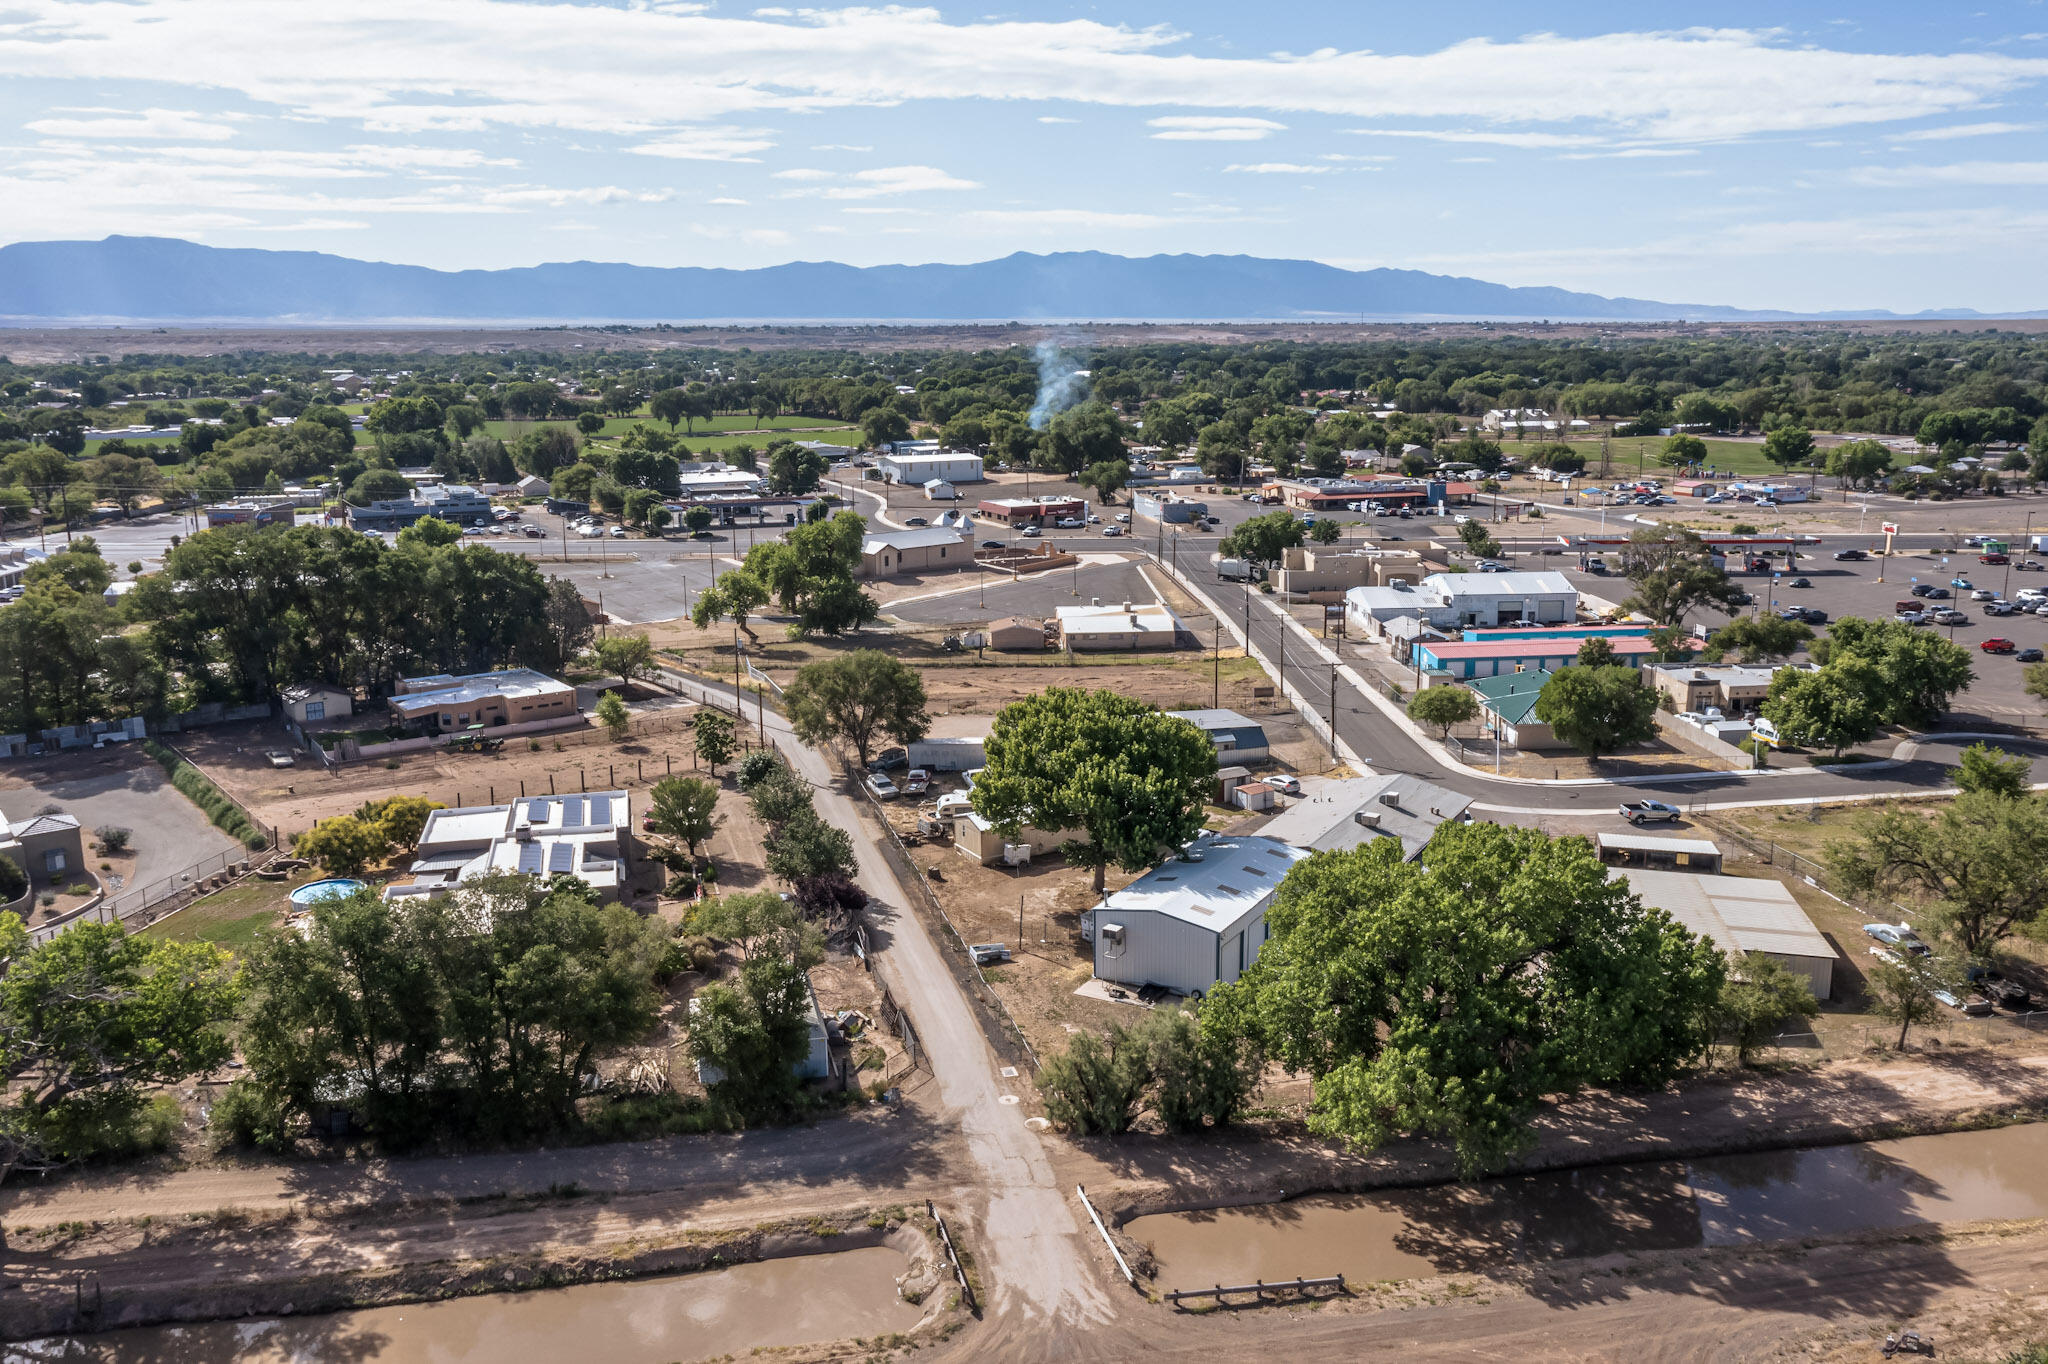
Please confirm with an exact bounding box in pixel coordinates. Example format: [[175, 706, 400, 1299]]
[[289, 877, 367, 906]]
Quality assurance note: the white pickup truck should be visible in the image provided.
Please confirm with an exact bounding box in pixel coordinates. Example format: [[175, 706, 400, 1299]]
[[1619, 800, 1681, 825]]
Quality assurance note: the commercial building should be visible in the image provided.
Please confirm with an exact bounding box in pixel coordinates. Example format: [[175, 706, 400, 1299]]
[[1596, 832, 1724, 874], [1466, 671, 1565, 751], [1257, 773, 1472, 860], [1165, 708, 1270, 764], [390, 791, 632, 902], [976, 495, 1086, 526], [348, 483, 494, 531], [1131, 491, 1210, 523], [387, 668, 578, 733], [986, 616, 1050, 651], [876, 452, 985, 485], [1263, 476, 1435, 512], [1618, 868, 1836, 997], [1345, 570, 1578, 637], [674, 467, 766, 498], [1054, 600, 1183, 651], [1083, 835, 1310, 998], [1644, 663, 1810, 717], [1413, 632, 1660, 680], [857, 526, 968, 577], [1, 807, 85, 890]]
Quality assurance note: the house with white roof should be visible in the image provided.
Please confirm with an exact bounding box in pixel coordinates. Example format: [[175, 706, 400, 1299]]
[[1055, 600, 1184, 651], [1258, 774, 1472, 861], [389, 790, 632, 903], [857, 526, 968, 577], [387, 668, 578, 733], [1081, 834, 1309, 997]]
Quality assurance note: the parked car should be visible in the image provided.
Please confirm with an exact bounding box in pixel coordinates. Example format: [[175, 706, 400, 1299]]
[[1798, 607, 1828, 625], [903, 769, 930, 795], [2020, 648, 2045, 662], [1951, 577, 1973, 589], [264, 750, 295, 769], [1101, 525, 1122, 536], [905, 516, 928, 526], [981, 539, 1005, 550], [1911, 583, 1935, 597], [1055, 517, 1084, 529], [1833, 548, 1868, 561], [1704, 494, 1729, 505], [1989, 600, 2019, 615], [1779, 606, 1808, 621], [522, 525, 545, 537], [608, 525, 627, 538], [1982, 637, 2018, 654], [1020, 526, 1041, 538], [1619, 800, 1681, 825], [864, 772, 899, 800], [2021, 559, 2045, 571], [2017, 588, 2048, 603], [1476, 559, 1507, 573], [867, 747, 909, 771], [1931, 609, 1967, 625], [1115, 512, 1131, 524], [1788, 577, 1812, 588], [1265, 774, 1302, 796], [1865, 922, 1932, 956], [1972, 588, 1997, 601]]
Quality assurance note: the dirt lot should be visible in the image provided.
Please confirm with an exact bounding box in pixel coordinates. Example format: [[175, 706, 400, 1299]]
[[0, 745, 243, 892]]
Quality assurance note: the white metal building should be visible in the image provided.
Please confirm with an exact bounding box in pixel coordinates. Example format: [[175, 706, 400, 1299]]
[[1421, 571, 1578, 627], [876, 452, 986, 485], [1084, 835, 1309, 997], [1618, 868, 1836, 997], [1055, 600, 1183, 651]]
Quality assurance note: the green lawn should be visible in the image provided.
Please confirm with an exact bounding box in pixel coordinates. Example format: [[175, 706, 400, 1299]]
[[1502, 436, 1796, 480], [141, 879, 293, 954]]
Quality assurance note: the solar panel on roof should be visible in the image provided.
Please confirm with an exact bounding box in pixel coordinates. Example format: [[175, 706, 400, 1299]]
[[586, 795, 611, 827], [525, 798, 549, 824], [562, 796, 585, 827], [517, 841, 544, 875], [547, 842, 575, 874]]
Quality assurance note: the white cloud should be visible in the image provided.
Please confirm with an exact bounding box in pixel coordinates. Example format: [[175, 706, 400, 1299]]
[[770, 167, 835, 180], [1223, 162, 1328, 174], [1037, 116, 1079, 124], [1851, 161, 2048, 186], [24, 107, 239, 141], [1556, 147, 1699, 160], [1320, 152, 1392, 163], [810, 142, 872, 151], [1451, 156, 1494, 164], [821, 165, 979, 198], [1344, 129, 1607, 148], [629, 126, 777, 161], [1148, 116, 1287, 142], [1889, 121, 2037, 141], [707, 196, 748, 205]]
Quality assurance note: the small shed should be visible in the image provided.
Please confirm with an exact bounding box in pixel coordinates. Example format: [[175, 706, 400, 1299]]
[[281, 683, 354, 726], [1215, 765, 1253, 804], [1596, 832, 1723, 873], [923, 478, 959, 501], [1231, 781, 1277, 812], [987, 616, 1050, 651]]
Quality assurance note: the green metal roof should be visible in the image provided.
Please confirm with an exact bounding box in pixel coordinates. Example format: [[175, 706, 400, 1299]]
[[1464, 669, 1553, 727]]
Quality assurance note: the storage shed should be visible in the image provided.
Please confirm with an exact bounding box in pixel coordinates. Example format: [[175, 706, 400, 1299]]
[[1618, 868, 1836, 997], [1084, 835, 1309, 997], [1165, 709, 1270, 764], [1231, 781, 1276, 812], [986, 616, 1050, 651], [1596, 832, 1724, 873]]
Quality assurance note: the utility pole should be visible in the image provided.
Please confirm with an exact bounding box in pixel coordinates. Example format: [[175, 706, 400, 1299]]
[[1213, 623, 1220, 708], [1328, 666, 1338, 755]]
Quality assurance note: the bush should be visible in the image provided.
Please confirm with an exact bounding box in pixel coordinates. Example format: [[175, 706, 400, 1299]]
[[0, 856, 25, 904], [580, 1092, 725, 1143], [1039, 1026, 1150, 1136], [699, 861, 719, 885], [66, 883, 92, 896], [736, 749, 785, 791], [664, 873, 699, 898], [37, 1092, 184, 1163], [94, 825, 132, 854], [143, 739, 267, 849], [208, 1078, 293, 1153]]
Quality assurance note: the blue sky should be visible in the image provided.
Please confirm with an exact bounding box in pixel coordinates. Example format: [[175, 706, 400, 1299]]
[[2, 1, 2046, 311]]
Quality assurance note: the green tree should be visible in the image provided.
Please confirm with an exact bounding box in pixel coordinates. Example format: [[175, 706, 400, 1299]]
[[1811, 617, 1973, 727], [1038, 1025, 1150, 1136], [1760, 662, 1881, 756], [1824, 438, 1892, 489], [1716, 954, 1820, 1066], [1142, 1006, 1262, 1134], [858, 407, 911, 450], [688, 953, 816, 1122], [1619, 526, 1746, 627], [1956, 741, 2032, 798], [0, 918, 239, 1190], [1042, 402, 1127, 475], [649, 388, 689, 432], [1209, 826, 1723, 1174], [1309, 518, 1342, 546], [693, 707, 737, 774], [973, 688, 1218, 893], [1576, 635, 1618, 667], [1865, 954, 1953, 1049], [647, 776, 722, 861], [293, 814, 391, 878], [683, 505, 714, 537], [692, 568, 771, 641], [1827, 790, 2048, 957], [1534, 664, 1660, 758], [594, 690, 630, 740], [2027, 661, 2048, 710], [354, 796, 445, 856], [1218, 509, 1306, 567], [740, 511, 877, 638], [763, 807, 857, 885], [1761, 426, 1816, 470], [685, 891, 823, 965], [592, 633, 655, 685], [1700, 614, 1813, 664], [1456, 519, 1503, 559], [1661, 433, 1708, 466], [782, 650, 929, 768], [1076, 458, 1131, 505], [1406, 685, 1477, 738], [767, 444, 827, 496]]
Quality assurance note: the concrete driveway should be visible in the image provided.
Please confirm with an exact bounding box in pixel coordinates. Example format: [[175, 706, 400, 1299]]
[[0, 747, 241, 897]]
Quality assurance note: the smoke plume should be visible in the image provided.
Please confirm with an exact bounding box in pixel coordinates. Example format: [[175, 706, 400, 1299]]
[[1027, 339, 1088, 430]]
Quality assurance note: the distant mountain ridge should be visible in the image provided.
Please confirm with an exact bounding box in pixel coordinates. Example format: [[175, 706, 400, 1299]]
[[0, 236, 2025, 324]]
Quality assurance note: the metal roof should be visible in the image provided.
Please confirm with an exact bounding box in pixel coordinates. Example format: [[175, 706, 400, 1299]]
[[388, 668, 573, 715], [1257, 774, 1471, 860], [1097, 835, 1308, 933], [1423, 570, 1577, 597], [1596, 832, 1723, 857], [861, 527, 967, 553], [1619, 869, 1835, 963]]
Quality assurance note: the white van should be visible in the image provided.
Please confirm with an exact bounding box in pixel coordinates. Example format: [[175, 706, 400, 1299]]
[[1750, 717, 1785, 748]]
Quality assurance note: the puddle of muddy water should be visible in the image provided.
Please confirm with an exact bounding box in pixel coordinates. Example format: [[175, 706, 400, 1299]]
[[4, 1245, 926, 1364], [1129, 1123, 2048, 1288]]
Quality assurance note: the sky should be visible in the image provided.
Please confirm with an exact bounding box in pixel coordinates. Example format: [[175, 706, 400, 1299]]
[[1, 2, 2047, 313]]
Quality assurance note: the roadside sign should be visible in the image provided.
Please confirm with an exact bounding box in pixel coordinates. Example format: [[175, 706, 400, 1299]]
[[1252, 685, 1275, 699], [1882, 522, 1899, 534]]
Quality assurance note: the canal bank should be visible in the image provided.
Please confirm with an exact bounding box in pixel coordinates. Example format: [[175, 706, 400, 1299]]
[[0, 1202, 968, 1350]]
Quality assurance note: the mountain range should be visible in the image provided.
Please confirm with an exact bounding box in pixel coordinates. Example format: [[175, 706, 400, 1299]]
[[0, 236, 2026, 325]]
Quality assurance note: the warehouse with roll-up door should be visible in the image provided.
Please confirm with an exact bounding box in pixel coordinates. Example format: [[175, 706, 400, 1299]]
[[1081, 834, 1308, 997]]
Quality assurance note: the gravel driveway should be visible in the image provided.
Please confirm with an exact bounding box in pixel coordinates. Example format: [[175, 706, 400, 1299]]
[[0, 746, 241, 897]]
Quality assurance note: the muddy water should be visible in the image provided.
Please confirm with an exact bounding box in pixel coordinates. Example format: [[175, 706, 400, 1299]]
[[4, 1246, 926, 1364], [1130, 1124, 2048, 1288]]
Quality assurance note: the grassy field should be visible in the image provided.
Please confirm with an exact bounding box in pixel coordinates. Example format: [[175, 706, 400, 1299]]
[[140, 878, 292, 953], [1502, 436, 1794, 480]]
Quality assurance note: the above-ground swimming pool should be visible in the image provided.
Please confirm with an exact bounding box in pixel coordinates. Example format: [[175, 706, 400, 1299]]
[[289, 878, 367, 907]]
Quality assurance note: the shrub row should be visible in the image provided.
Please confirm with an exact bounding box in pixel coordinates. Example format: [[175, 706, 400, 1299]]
[[143, 739, 269, 850]]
